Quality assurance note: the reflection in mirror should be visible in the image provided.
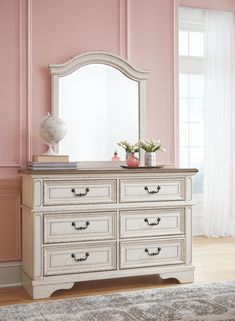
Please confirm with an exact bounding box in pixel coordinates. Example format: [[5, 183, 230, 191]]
[[59, 64, 138, 161]]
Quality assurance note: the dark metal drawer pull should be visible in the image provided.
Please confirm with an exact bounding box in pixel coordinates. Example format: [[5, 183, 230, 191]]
[[144, 185, 161, 194], [144, 217, 161, 226], [71, 187, 90, 197], [145, 247, 161, 256], [71, 252, 89, 262], [71, 221, 90, 230]]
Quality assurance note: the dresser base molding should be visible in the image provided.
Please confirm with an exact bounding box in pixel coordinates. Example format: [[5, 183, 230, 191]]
[[22, 265, 195, 299], [159, 268, 194, 284], [21, 271, 74, 300]]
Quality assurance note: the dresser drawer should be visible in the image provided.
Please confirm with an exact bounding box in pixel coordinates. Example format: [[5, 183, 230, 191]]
[[43, 179, 116, 206], [44, 242, 116, 276], [120, 178, 185, 203], [44, 211, 116, 243], [120, 208, 185, 238], [120, 238, 184, 269]]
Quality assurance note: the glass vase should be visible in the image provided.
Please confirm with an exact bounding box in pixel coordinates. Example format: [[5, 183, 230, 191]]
[[126, 152, 140, 167]]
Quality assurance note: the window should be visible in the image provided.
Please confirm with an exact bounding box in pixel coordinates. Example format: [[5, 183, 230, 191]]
[[179, 9, 205, 197]]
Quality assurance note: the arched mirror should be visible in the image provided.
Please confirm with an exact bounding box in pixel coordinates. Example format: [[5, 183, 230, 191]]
[[49, 52, 149, 162]]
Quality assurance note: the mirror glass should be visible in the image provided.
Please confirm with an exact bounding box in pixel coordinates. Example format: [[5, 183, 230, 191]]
[[50, 52, 148, 163], [58, 64, 139, 161]]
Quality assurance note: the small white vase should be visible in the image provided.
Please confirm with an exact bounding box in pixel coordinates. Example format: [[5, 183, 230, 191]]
[[145, 152, 157, 167]]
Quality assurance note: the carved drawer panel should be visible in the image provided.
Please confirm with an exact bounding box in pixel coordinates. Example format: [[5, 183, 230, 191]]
[[43, 179, 116, 206], [120, 208, 185, 238], [120, 178, 185, 203], [44, 242, 116, 276], [120, 238, 185, 269], [44, 211, 116, 243]]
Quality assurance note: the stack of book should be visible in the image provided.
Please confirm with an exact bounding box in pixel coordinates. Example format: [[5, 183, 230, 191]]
[[27, 154, 78, 170], [32, 155, 69, 163]]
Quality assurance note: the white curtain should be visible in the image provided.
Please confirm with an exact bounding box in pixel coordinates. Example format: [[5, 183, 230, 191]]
[[203, 10, 235, 236]]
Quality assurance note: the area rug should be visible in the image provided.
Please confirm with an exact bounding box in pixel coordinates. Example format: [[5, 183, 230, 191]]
[[0, 281, 235, 321]]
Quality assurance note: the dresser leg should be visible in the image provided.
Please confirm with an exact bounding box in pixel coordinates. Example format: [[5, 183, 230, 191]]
[[23, 281, 75, 299], [22, 271, 75, 299], [159, 268, 194, 284], [31, 282, 75, 299]]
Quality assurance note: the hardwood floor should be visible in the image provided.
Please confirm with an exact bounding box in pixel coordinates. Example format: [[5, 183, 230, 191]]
[[0, 236, 234, 306], [193, 236, 235, 283]]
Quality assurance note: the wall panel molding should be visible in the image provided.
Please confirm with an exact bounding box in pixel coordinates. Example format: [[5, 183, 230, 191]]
[[0, 178, 21, 262], [117, 0, 131, 60], [172, 0, 179, 166], [0, 0, 23, 168], [0, 178, 21, 190], [15, 0, 21, 167], [119, 0, 128, 59], [26, 0, 33, 161], [116, 0, 121, 55], [0, 261, 22, 287], [126, 0, 132, 61], [0, 193, 21, 261]]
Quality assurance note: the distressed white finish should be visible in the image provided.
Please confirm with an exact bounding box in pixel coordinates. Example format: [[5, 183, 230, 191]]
[[49, 52, 149, 162], [120, 208, 185, 238], [44, 211, 116, 243], [44, 242, 116, 276], [120, 178, 185, 203], [20, 167, 197, 299], [120, 238, 185, 269], [44, 179, 117, 206]]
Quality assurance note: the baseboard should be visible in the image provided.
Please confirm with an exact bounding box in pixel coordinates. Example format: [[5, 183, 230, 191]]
[[0, 261, 22, 287]]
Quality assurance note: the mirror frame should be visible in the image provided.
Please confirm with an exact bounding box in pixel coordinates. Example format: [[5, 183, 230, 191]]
[[49, 51, 149, 164]]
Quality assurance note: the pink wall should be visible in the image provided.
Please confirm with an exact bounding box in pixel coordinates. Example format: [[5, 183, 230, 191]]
[[130, 0, 178, 165], [0, 0, 178, 263], [1, 0, 233, 263], [30, 0, 122, 157], [29, 0, 178, 165]]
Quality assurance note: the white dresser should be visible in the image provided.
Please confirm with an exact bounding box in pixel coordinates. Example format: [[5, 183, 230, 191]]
[[20, 167, 198, 299]]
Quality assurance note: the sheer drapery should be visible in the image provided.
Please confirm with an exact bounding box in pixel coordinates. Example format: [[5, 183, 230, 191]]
[[203, 10, 235, 236]]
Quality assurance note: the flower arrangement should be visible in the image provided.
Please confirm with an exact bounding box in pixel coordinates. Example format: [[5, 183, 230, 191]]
[[138, 139, 166, 153], [117, 141, 139, 153]]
